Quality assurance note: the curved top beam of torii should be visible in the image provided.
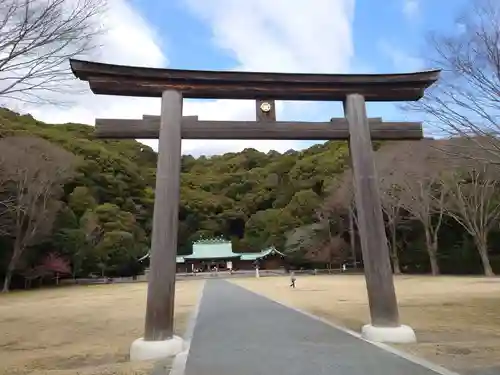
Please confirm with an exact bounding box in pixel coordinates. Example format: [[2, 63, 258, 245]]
[[69, 59, 440, 102]]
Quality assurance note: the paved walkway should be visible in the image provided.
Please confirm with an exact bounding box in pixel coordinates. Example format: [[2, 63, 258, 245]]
[[183, 279, 453, 375]]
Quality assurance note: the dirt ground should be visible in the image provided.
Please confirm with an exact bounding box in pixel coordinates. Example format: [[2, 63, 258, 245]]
[[0, 279, 203, 375], [232, 275, 500, 373]]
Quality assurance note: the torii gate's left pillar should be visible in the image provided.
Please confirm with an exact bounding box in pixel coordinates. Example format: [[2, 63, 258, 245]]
[[130, 90, 184, 361]]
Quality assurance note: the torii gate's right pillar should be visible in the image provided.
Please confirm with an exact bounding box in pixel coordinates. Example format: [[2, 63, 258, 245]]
[[344, 94, 416, 343]]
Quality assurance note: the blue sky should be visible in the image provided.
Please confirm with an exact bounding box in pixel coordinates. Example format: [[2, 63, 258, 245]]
[[30, 0, 469, 156]]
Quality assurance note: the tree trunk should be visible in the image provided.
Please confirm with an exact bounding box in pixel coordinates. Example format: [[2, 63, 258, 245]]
[[391, 252, 402, 275], [475, 237, 494, 277], [2, 269, 13, 293], [2, 249, 21, 292], [425, 228, 440, 275], [349, 208, 358, 269], [2, 240, 23, 292], [390, 227, 401, 275]]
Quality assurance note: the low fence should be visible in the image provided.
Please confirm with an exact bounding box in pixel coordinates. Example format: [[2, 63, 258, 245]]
[[60, 275, 147, 286], [59, 267, 362, 286]]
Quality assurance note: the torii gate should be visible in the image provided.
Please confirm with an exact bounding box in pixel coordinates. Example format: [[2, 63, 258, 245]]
[[69, 59, 439, 361]]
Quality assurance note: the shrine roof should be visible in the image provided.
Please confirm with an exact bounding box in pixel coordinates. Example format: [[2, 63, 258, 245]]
[[176, 238, 285, 262], [239, 247, 285, 261], [182, 238, 240, 260]]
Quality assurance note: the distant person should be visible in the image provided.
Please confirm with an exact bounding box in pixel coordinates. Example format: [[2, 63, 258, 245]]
[[290, 271, 296, 288]]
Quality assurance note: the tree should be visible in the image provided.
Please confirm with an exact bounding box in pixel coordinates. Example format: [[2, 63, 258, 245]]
[[284, 189, 321, 224], [244, 208, 300, 250], [0, 0, 104, 105], [285, 223, 323, 261], [307, 235, 349, 271], [375, 146, 417, 274], [21, 252, 70, 288], [375, 141, 449, 275], [53, 227, 87, 278], [441, 140, 500, 276], [0, 195, 14, 236], [322, 172, 359, 269], [68, 186, 97, 217], [40, 252, 71, 284], [407, 0, 500, 163], [93, 230, 143, 276], [284, 220, 349, 271], [0, 136, 75, 292], [378, 180, 406, 274]]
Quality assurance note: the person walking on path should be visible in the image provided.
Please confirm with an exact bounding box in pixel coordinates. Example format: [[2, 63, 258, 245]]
[[290, 271, 296, 288]]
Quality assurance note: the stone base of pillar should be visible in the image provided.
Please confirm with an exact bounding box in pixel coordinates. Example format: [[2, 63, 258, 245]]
[[130, 336, 183, 362], [361, 324, 416, 343]]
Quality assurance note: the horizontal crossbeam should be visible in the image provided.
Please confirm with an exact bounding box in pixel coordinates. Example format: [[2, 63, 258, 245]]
[[70, 59, 440, 101], [94, 117, 423, 140]]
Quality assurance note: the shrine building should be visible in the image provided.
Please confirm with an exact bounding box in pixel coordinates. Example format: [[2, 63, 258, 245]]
[[176, 238, 286, 273]]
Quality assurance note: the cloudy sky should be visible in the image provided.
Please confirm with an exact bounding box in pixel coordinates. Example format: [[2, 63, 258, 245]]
[[22, 0, 468, 156]]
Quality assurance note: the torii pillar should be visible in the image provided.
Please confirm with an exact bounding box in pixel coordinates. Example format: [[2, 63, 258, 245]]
[[130, 90, 184, 361], [344, 94, 416, 342]]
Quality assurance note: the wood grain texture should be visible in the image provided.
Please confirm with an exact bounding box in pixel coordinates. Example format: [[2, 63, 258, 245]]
[[144, 90, 183, 341], [70, 59, 440, 101], [344, 93, 400, 327], [94, 118, 423, 140], [256, 99, 276, 121]]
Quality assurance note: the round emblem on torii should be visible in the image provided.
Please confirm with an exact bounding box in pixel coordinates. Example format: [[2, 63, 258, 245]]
[[260, 101, 272, 113]]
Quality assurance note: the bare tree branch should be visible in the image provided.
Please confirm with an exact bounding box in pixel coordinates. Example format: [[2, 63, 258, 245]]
[[375, 140, 450, 275], [405, 0, 500, 163], [0, 136, 76, 292], [0, 0, 105, 106], [441, 139, 500, 276]]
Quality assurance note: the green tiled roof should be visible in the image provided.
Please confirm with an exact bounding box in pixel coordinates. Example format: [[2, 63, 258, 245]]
[[239, 247, 285, 261], [176, 239, 285, 263], [183, 238, 240, 260]]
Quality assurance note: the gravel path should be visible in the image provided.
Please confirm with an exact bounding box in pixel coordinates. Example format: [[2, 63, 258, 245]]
[[183, 279, 453, 375]]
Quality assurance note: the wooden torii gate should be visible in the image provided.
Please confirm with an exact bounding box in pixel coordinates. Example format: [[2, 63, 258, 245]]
[[69, 59, 439, 361]]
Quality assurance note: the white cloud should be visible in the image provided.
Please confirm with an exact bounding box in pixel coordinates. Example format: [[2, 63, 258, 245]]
[[378, 40, 424, 72], [185, 0, 355, 74], [14, 0, 356, 156], [180, 0, 356, 154], [18, 0, 168, 136], [402, 0, 419, 19]]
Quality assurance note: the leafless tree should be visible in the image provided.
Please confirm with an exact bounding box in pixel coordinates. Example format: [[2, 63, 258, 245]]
[[441, 140, 500, 276], [326, 166, 409, 273], [0, 136, 75, 292], [306, 235, 349, 272], [378, 178, 406, 274], [322, 172, 359, 268], [406, 0, 500, 163], [375, 141, 449, 275], [0, 155, 15, 235], [0, 0, 104, 106], [284, 208, 350, 271]]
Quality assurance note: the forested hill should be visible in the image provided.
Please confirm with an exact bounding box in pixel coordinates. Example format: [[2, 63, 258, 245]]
[[0, 108, 352, 282]]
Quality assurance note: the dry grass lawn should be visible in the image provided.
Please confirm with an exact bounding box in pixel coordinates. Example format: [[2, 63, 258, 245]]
[[0, 279, 203, 375], [232, 275, 500, 373]]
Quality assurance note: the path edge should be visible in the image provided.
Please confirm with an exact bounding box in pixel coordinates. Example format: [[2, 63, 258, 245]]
[[228, 280, 462, 375], [169, 279, 206, 375]]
